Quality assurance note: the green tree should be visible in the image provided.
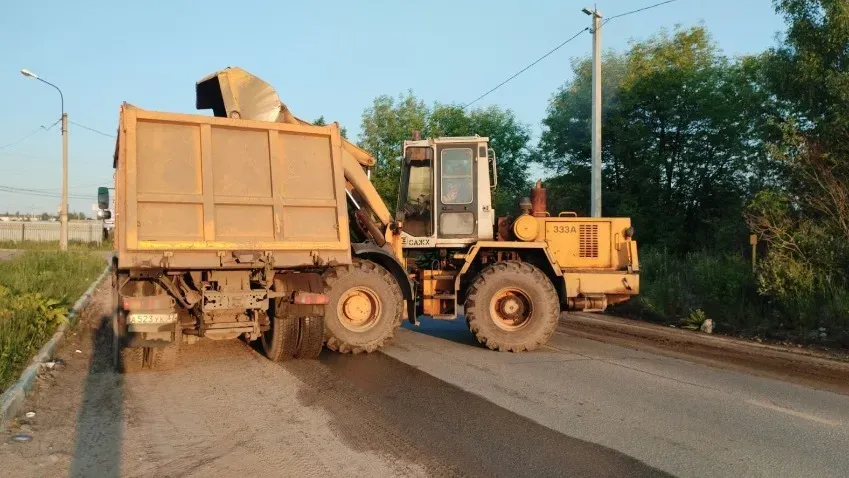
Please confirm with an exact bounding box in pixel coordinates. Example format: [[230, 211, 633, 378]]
[[746, 0, 849, 297], [539, 26, 773, 252], [358, 93, 532, 214], [311, 115, 347, 138]]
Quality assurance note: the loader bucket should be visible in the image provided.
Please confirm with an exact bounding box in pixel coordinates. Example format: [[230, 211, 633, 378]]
[[196, 66, 377, 168], [196, 66, 285, 123]]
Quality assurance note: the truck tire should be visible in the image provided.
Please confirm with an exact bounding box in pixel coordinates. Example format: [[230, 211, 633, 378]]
[[295, 316, 324, 359], [261, 311, 299, 362], [465, 261, 559, 352], [150, 326, 181, 371], [113, 308, 144, 373], [322, 259, 403, 354]]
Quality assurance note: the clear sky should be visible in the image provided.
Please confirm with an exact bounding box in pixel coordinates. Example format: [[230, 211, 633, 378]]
[[0, 0, 786, 215]]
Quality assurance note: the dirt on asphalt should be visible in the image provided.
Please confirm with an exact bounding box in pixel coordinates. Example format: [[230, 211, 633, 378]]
[[562, 313, 849, 396], [0, 283, 668, 478]]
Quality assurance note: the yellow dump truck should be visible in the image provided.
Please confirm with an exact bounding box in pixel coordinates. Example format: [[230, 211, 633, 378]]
[[103, 67, 639, 372]]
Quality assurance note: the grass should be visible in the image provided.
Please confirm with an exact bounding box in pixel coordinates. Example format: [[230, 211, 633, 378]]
[[0, 251, 107, 391], [0, 239, 113, 252], [612, 248, 849, 348]]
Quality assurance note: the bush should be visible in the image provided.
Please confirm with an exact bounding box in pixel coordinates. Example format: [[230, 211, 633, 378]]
[[0, 251, 106, 390], [614, 248, 849, 347]]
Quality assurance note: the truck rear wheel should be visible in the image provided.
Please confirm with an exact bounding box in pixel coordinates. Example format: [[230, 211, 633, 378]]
[[322, 260, 402, 354], [295, 316, 324, 359], [261, 311, 299, 362], [465, 261, 559, 352]]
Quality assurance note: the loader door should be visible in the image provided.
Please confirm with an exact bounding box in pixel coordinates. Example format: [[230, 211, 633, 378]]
[[437, 146, 477, 239], [397, 146, 435, 238]]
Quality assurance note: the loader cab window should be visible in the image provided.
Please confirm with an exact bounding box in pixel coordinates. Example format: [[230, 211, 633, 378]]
[[440, 149, 473, 205], [398, 147, 434, 237]]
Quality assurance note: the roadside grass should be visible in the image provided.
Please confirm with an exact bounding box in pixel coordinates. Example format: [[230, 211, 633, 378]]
[[612, 248, 849, 349], [0, 240, 113, 252], [0, 251, 106, 391]]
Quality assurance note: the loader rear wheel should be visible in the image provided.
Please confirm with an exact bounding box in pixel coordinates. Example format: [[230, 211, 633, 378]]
[[323, 260, 402, 354], [261, 310, 299, 362], [295, 316, 324, 359], [465, 261, 559, 352]]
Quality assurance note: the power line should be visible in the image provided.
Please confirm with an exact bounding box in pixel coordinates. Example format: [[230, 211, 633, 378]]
[[69, 121, 116, 138], [463, 27, 589, 109], [0, 118, 61, 150], [602, 0, 680, 26], [0, 184, 95, 200]]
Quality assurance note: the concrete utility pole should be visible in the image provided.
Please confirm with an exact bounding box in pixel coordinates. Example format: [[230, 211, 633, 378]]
[[582, 7, 603, 217], [21, 69, 68, 251]]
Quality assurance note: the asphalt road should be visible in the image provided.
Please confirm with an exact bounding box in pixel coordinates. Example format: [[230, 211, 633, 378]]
[[2, 283, 848, 477]]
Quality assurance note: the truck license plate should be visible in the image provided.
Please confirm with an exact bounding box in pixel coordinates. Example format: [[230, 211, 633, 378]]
[[127, 313, 177, 324]]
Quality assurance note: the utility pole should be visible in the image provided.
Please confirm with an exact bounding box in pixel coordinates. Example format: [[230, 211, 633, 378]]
[[20, 69, 68, 250], [61, 112, 68, 250], [582, 7, 603, 217]]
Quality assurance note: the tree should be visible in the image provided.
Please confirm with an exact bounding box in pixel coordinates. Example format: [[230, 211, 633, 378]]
[[357, 92, 532, 214], [746, 0, 849, 294], [538, 26, 773, 252], [312, 116, 347, 139]]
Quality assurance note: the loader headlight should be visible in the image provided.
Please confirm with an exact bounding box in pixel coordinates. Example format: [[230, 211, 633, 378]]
[[624, 226, 634, 239]]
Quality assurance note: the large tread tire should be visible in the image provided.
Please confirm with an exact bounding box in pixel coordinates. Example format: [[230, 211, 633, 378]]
[[465, 261, 559, 352], [150, 326, 182, 371], [262, 314, 299, 362], [323, 259, 403, 354], [295, 316, 324, 359]]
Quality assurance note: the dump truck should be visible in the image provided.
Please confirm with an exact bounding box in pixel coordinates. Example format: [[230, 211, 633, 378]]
[[102, 66, 639, 372]]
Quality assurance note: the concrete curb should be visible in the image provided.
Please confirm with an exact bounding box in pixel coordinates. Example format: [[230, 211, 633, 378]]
[[0, 264, 110, 432]]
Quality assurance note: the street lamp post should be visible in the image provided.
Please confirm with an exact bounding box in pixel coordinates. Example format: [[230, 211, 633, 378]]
[[21, 69, 68, 251]]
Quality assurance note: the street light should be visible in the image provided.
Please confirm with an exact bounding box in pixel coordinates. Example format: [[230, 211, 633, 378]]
[[20, 69, 68, 251]]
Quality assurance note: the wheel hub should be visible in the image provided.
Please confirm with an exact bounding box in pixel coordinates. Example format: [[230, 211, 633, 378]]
[[490, 288, 533, 331], [343, 293, 373, 324], [338, 286, 381, 332]]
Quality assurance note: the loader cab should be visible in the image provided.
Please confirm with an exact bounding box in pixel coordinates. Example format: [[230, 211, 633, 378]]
[[398, 137, 496, 248]]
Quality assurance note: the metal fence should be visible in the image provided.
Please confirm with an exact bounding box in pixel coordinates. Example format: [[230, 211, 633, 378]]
[[0, 221, 103, 244]]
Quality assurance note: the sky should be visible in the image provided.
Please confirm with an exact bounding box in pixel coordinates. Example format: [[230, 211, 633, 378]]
[[0, 0, 786, 215]]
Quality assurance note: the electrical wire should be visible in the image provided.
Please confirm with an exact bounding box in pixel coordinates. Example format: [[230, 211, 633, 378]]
[[462, 0, 682, 109], [69, 121, 116, 138], [0, 119, 61, 150], [463, 27, 589, 109], [602, 0, 680, 26], [0, 185, 96, 200]]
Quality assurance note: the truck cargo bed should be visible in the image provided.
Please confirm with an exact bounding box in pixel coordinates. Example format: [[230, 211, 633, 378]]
[[113, 104, 351, 269]]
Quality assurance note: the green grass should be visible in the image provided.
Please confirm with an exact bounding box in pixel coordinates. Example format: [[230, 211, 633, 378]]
[[0, 239, 113, 252], [612, 248, 849, 348], [0, 251, 107, 391]]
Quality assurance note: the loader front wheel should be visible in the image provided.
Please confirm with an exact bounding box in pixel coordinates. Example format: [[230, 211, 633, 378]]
[[465, 261, 559, 352], [323, 260, 402, 354]]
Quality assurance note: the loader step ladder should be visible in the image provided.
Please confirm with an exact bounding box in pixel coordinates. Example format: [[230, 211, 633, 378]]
[[423, 270, 459, 320]]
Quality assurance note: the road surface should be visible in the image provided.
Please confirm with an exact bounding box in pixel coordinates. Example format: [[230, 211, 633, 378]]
[[2, 282, 847, 477]]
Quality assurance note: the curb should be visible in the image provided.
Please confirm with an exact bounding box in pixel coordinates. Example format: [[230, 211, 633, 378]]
[[0, 264, 111, 432], [563, 312, 849, 374]]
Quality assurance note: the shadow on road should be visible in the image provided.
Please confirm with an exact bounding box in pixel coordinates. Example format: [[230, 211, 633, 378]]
[[402, 315, 487, 349], [283, 350, 671, 478], [70, 314, 123, 478]]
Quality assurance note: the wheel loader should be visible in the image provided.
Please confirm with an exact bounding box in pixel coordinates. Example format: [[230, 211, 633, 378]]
[[102, 67, 639, 372]]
